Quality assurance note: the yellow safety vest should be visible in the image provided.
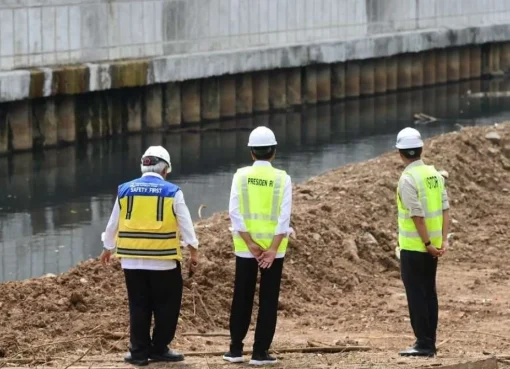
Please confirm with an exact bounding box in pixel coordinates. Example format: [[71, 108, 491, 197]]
[[397, 164, 444, 252], [115, 176, 182, 261], [232, 165, 289, 253]]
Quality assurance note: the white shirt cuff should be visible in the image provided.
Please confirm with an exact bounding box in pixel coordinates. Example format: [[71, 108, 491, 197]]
[[181, 240, 199, 249], [275, 227, 294, 237]]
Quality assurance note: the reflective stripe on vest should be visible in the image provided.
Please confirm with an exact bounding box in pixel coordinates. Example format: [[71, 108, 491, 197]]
[[397, 164, 444, 252], [116, 176, 182, 261], [232, 166, 288, 253]]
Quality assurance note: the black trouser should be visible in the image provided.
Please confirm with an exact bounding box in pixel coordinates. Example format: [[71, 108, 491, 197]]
[[123, 264, 183, 360], [400, 250, 438, 350], [229, 257, 284, 355]]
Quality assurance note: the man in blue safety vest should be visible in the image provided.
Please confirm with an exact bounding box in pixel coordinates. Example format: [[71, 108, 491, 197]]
[[100, 146, 199, 366]]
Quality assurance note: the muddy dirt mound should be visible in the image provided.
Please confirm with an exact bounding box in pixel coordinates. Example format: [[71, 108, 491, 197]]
[[1, 122, 510, 358]]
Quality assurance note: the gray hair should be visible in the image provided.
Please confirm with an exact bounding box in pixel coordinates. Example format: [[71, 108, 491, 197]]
[[141, 161, 171, 175]]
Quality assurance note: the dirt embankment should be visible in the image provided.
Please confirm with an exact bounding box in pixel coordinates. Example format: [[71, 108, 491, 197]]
[[1, 122, 510, 359]]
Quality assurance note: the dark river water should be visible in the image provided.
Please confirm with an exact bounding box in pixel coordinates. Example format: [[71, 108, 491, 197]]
[[1, 78, 509, 282]]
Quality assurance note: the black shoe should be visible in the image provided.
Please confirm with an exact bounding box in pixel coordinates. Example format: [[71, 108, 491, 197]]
[[149, 349, 185, 362], [223, 350, 244, 363], [124, 352, 149, 366], [399, 346, 436, 357], [249, 351, 277, 366]]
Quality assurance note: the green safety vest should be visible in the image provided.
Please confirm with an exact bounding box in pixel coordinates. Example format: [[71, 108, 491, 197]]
[[397, 164, 444, 252], [232, 165, 289, 253]]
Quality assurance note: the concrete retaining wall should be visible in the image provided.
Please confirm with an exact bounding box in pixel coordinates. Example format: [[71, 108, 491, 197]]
[[1, 0, 510, 72], [1, 42, 509, 154], [1, 0, 510, 103]]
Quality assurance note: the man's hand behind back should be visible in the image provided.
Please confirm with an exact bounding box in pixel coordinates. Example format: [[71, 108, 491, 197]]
[[247, 241, 264, 258]]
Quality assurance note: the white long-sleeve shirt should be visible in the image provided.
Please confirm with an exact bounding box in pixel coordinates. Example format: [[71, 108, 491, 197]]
[[229, 161, 293, 259], [101, 172, 199, 270]]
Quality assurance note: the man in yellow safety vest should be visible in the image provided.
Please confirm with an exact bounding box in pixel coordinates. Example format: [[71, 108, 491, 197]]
[[395, 128, 450, 357], [100, 146, 199, 366], [223, 126, 293, 366]]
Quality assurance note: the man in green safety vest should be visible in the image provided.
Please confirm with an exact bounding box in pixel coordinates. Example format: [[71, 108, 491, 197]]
[[223, 126, 293, 366], [395, 127, 450, 357]]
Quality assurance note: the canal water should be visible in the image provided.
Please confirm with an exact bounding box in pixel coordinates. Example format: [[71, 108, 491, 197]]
[[1, 79, 509, 282]]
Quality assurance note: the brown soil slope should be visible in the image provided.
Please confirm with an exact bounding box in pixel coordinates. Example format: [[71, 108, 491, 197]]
[[1, 122, 510, 359]]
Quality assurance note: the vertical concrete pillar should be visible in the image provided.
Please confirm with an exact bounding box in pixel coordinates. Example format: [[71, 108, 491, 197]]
[[386, 56, 398, 91], [447, 48, 460, 82], [411, 53, 424, 87], [490, 43, 501, 73], [219, 76, 236, 117], [182, 80, 201, 123], [56, 96, 76, 143], [332, 63, 346, 99], [102, 93, 114, 137], [286, 68, 301, 106], [459, 47, 471, 80], [423, 50, 437, 86], [92, 92, 107, 138], [8, 101, 33, 151], [126, 91, 143, 131], [144, 85, 163, 129], [253, 71, 269, 112], [201, 78, 220, 120], [345, 62, 361, 98], [163, 82, 181, 127], [104, 90, 124, 136], [33, 98, 57, 147], [399, 56, 414, 91], [470, 46, 482, 78], [317, 64, 331, 102], [0, 106, 8, 154], [500, 42, 510, 73], [76, 93, 107, 139], [236, 73, 253, 115], [374, 58, 387, 94], [304, 65, 318, 104], [360, 59, 375, 96], [74, 94, 92, 139], [397, 54, 412, 90], [269, 70, 287, 110], [436, 49, 448, 84]]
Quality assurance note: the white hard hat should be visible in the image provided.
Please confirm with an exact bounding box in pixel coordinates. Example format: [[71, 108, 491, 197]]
[[247, 126, 277, 147], [141, 146, 171, 167], [395, 127, 424, 149]]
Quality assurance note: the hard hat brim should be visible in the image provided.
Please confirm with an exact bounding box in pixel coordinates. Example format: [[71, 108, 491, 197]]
[[247, 141, 278, 147], [395, 143, 424, 149]]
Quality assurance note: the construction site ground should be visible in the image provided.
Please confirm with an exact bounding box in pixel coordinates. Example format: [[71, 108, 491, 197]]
[[1, 123, 510, 368]]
